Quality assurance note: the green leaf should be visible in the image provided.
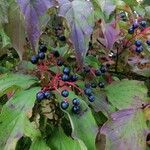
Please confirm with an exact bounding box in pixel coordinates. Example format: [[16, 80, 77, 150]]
[[122, 0, 138, 6], [0, 0, 8, 24], [30, 138, 50, 150], [0, 73, 38, 97], [0, 87, 40, 150], [48, 127, 86, 150], [56, 91, 97, 150], [105, 80, 148, 110]]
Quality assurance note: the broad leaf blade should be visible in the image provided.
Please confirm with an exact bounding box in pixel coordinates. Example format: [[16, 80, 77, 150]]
[[0, 0, 8, 24]]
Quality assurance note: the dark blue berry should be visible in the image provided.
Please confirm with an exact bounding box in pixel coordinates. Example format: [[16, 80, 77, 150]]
[[88, 95, 95, 102], [52, 51, 60, 58], [98, 82, 105, 88], [61, 101, 69, 110], [146, 40, 150, 46], [38, 52, 45, 60], [83, 66, 90, 73], [135, 40, 142, 47], [95, 69, 101, 76], [44, 91, 52, 99], [140, 21, 147, 28], [61, 90, 69, 97], [36, 91, 45, 101], [72, 98, 80, 106], [84, 88, 92, 96], [70, 75, 78, 82], [135, 46, 143, 53], [31, 55, 39, 64], [72, 106, 81, 114], [120, 12, 126, 18], [63, 67, 70, 75], [100, 65, 107, 73], [132, 21, 139, 29], [61, 74, 70, 81], [91, 83, 97, 88], [39, 44, 47, 53], [57, 60, 63, 66], [128, 27, 134, 34], [85, 83, 91, 88], [58, 35, 66, 41]]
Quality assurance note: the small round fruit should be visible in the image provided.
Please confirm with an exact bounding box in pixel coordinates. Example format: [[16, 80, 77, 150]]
[[58, 35, 66, 41], [61, 74, 70, 81], [98, 82, 105, 88], [83, 66, 90, 73], [135, 40, 142, 47], [61, 101, 69, 110], [128, 27, 134, 34], [95, 69, 101, 76], [146, 40, 150, 46], [135, 46, 143, 53], [39, 44, 47, 53], [84, 88, 92, 96], [52, 51, 60, 58], [36, 91, 45, 101], [72, 98, 80, 106], [38, 52, 45, 60], [140, 21, 147, 28], [31, 55, 39, 64], [88, 95, 95, 102], [100, 65, 107, 73], [57, 60, 63, 66], [72, 106, 81, 114], [70, 75, 78, 82], [44, 91, 52, 99], [119, 12, 126, 18], [91, 83, 97, 88], [85, 83, 91, 88], [61, 90, 69, 97], [132, 21, 139, 29], [63, 67, 70, 75]]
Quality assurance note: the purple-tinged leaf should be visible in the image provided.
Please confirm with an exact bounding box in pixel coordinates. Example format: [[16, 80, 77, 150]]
[[17, 0, 56, 50], [58, 0, 94, 64], [100, 109, 149, 150]]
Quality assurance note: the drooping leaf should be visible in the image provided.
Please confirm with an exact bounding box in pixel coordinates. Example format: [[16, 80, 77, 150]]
[[4, 1, 26, 60], [0, 0, 8, 24], [100, 109, 149, 150], [30, 138, 50, 150], [105, 80, 148, 110], [0, 87, 40, 150], [58, 0, 95, 64], [48, 127, 85, 150], [17, 0, 56, 50], [0, 73, 38, 97]]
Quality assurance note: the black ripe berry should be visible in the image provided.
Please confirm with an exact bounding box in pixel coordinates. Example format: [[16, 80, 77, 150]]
[[128, 27, 134, 34], [61, 74, 70, 81], [57, 60, 63, 66], [91, 83, 97, 88], [100, 65, 107, 73], [72, 98, 80, 106], [31, 55, 38, 64], [88, 95, 95, 102], [38, 52, 45, 60], [52, 51, 60, 58], [61, 101, 69, 110], [83, 66, 90, 73], [146, 40, 150, 46], [140, 21, 147, 28], [63, 67, 70, 75], [135, 40, 142, 47], [135, 46, 143, 53], [61, 90, 69, 97], [36, 91, 45, 101], [70, 75, 78, 82], [58, 35, 66, 42], [85, 83, 91, 88], [98, 82, 105, 88], [95, 69, 101, 76], [132, 21, 139, 29], [39, 44, 47, 53], [44, 91, 52, 99], [72, 106, 80, 114], [84, 88, 92, 96]]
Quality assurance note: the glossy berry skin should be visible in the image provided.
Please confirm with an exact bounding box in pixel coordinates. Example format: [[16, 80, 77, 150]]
[[146, 40, 150, 46], [95, 69, 101, 76], [72, 98, 80, 106], [132, 22, 139, 29], [31, 55, 38, 64], [72, 106, 80, 114], [88, 95, 95, 102], [83, 66, 90, 73], [52, 51, 60, 58], [98, 82, 105, 88], [135, 40, 142, 47], [38, 52, 45, 60], [91, 83, 97, 88], [135, 46, 143, 53], [61, 74, 70, 81], [70, 75, 78, 82], [85, 83, 91, 88], [140, 21, 146, 28], [63, 67, 70, 75], [58, 35, 66, 41], [36, 91, 45, 101], [61, 101, 69, 110], [100, 65, 107, 73], [44, 91, 52, 99], [128, 27, 134, 34], [84, 88, 92, 96], [61, 90, 69, 97], [39, 44, 47, 53], [57, 60, 63, 66], [119, 12, 126, 18]]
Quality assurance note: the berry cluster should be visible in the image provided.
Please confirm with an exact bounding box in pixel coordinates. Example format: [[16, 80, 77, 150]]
[[134, 40, 143, 53], [36, 90, 52, 101]]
